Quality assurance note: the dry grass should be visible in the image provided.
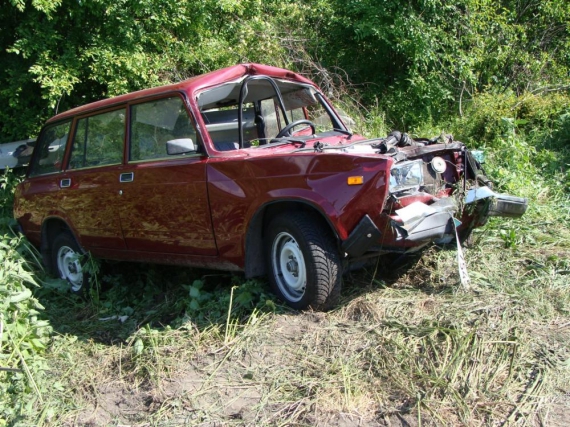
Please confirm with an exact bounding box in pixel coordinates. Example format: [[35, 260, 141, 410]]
[[32, 226, 570, 426]]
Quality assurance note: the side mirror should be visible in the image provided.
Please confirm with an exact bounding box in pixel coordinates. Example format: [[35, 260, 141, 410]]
[[166, 138, 196, 155]]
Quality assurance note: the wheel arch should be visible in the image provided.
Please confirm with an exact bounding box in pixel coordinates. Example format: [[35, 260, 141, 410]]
[[244, 199, 341, 278], [40, 217, 81, 274]]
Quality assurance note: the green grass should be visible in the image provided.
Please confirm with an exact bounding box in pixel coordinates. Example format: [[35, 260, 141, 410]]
[[27, 241, 568, 426]]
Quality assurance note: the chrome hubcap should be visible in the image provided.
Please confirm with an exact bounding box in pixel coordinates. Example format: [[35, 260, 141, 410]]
[[56, 245, 83, 292], [272, 232, 307, 302]]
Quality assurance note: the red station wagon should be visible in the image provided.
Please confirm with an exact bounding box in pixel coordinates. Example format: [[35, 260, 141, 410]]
[[14, 64, 527, 310]]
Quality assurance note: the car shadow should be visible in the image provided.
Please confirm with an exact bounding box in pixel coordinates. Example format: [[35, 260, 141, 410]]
[[34, 249, 444, 346], [34, 262, 244, 345], [342, 247, 456, 297]]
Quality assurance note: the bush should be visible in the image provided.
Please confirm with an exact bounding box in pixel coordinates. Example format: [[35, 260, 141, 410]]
[[0, 170, 51, 424], [446, 91, 570, 195]]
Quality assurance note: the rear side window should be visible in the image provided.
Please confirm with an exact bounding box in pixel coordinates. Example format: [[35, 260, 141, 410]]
[[130, 96, 197, 161], [69, 109, 125, 169], [28, 121, 71, 177]]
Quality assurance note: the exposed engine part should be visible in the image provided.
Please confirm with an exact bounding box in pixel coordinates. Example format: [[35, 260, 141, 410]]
[[382, 132, 456, 151], [374, 130, 421, 154], [430, 156, 447, 173]]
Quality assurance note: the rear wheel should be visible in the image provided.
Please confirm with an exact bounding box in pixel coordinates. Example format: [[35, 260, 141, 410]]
[[51, 232, 89, 295], [265, 213, 342, 311]]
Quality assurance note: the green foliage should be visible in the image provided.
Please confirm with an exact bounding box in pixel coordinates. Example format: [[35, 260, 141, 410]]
[[318, 0, 570, 128], [184, 278, 276, 324], [0, 171, 51, 425], [0, 169, 20, 219], [2, 0, 568, 140], [445, 91, 570, 196], [0, 0, 323, 142]]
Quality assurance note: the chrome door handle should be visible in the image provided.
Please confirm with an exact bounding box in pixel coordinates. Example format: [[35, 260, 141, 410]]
[[60, 178, 71, 188], [119, 172, 134, 183]]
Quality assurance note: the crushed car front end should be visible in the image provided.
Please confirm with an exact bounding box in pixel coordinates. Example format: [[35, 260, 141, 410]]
[[189, 63, 528, 309], [337, 132, 528, 259]]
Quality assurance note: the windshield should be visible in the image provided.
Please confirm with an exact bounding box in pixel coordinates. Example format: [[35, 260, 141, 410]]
[[197, 78, 345, 151]]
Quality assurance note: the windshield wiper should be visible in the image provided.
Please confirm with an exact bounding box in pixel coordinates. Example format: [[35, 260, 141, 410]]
[[256, 138, 306, 149]]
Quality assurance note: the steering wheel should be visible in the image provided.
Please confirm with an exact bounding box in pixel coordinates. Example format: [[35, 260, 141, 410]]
[[275, 120, 316, 138]]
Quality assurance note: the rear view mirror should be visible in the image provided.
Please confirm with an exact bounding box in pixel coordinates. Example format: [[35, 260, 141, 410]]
[[166, 138, 196, 155]]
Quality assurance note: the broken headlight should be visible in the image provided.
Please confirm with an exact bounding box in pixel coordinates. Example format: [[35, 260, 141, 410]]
[[389, 160, 423, 193]]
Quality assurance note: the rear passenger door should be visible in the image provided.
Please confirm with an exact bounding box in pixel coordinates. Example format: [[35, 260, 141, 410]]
[[17, 120, 72, 244], [118, 95, 217, 256], [59, 108, 127, 250]]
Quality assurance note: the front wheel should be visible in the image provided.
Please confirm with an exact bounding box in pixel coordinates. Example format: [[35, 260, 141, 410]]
[[265, 213, 342, 311], [51, 232, 89, 295]]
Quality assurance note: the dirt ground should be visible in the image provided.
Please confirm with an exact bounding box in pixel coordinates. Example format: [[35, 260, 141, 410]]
[[66, 312, 569, 427]]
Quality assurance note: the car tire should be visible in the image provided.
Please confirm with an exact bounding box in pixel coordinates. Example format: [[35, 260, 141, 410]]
[[51, 232, 89, 295], [265, 213, 342, 311]]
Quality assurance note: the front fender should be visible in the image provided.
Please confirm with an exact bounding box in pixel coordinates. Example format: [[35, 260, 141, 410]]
[[207, 152, 392, 267]]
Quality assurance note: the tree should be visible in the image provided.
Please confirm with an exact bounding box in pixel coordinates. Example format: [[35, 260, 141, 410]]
[[318, 0, 570, 127], [0, 0, 314, 142]]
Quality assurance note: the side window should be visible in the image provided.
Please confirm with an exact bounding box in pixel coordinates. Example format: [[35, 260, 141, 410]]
[[260, 98, 282, 139], [68, 109, 125, 169], [130, 96, 197, 161], [201, 103, 256, 150], [260, 97, 307, 138], [28, 121, 71, 177]]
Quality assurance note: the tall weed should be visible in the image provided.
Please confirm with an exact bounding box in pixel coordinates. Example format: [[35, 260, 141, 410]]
[[0, 170, 52, 425]]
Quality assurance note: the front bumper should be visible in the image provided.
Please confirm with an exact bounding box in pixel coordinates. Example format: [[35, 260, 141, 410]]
[[391, 197, 457, 242], [392, 188, 528, 244], [342, 186, 528, 258], [488, 194, 528, 218]]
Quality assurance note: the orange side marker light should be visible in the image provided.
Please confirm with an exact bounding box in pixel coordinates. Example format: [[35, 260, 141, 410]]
[[347, 176, 364, 185]]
